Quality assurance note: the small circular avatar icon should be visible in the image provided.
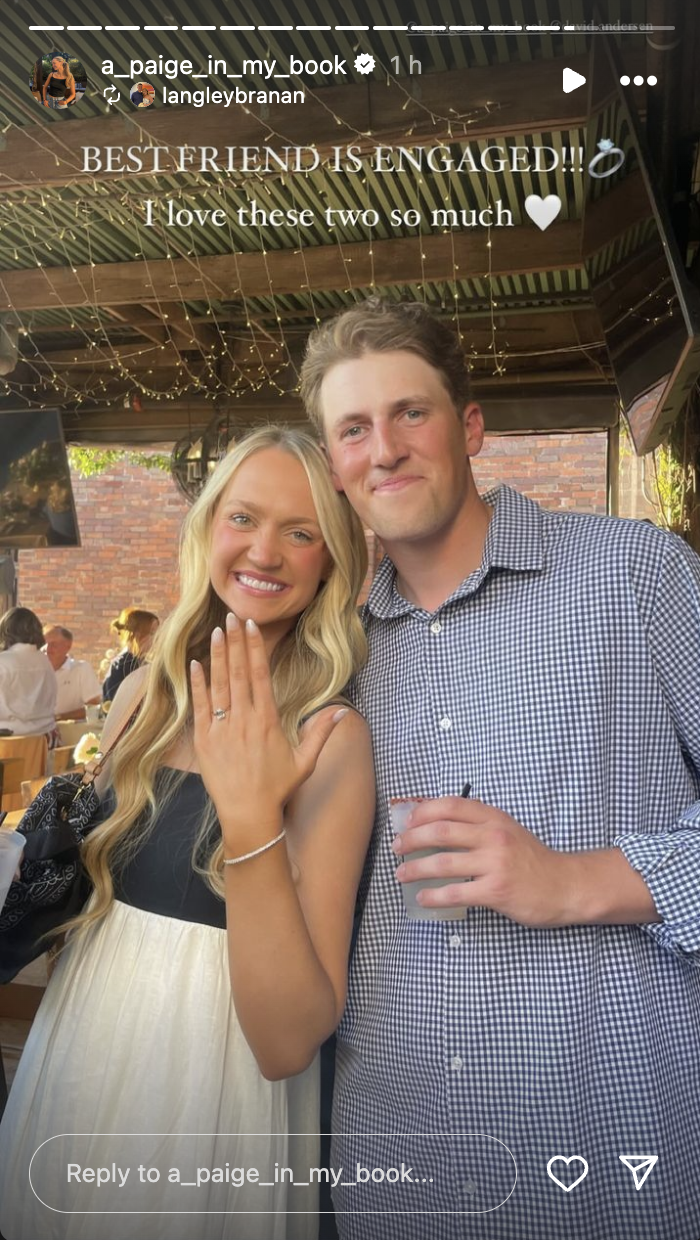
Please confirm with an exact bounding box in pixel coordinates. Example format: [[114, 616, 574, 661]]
[[130, 81, 155, 108], [29, 51, 87, 108]]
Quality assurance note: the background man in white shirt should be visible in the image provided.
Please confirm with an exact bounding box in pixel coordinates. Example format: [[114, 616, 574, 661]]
[[43, 625, 101, 720]]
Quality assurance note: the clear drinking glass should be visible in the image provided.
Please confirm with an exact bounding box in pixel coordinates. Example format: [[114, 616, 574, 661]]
[[390, 797, 466, 921]]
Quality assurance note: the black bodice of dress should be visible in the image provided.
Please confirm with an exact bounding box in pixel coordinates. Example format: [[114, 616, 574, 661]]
[[110, 770, 226, 929]]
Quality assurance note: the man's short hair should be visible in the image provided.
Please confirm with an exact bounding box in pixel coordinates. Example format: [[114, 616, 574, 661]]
[[299, 297, 471, 432], [44, 624, 72, 643]]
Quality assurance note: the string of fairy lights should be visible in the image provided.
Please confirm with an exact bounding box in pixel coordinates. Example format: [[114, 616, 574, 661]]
[[0, 45, 606, 418]]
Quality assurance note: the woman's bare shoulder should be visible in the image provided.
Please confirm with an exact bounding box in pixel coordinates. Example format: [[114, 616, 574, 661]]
[[292, 705, 373, 816], [306, 702, 371, 766]]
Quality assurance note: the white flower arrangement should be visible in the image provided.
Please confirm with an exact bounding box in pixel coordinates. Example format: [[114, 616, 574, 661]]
[[98, 647, 117, 679], [73, 732, 102, 765]]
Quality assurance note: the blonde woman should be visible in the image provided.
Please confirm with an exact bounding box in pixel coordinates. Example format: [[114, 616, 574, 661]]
[[0, 427, 375, 1240], [101, 605, 159, 702], [42, 55, 76, 108]]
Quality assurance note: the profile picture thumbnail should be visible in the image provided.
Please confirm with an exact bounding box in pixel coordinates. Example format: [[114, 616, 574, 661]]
[[29, 51, 87, 108], [130, 82, 155, 108]]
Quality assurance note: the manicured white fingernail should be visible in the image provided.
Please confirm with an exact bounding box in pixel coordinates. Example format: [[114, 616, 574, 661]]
[[226, 612, 239, 631], [332, 708, 349, 722], [190, 659, 201, 674], [212, 626, 224, 643], [245, 618, 258, 633]]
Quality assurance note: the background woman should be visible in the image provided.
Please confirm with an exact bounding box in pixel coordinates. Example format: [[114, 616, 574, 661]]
[[42, 55, 76, 108], [0, 605, 56, 736], [101, 606, 159, 702], [0, 426, 375, 1239]]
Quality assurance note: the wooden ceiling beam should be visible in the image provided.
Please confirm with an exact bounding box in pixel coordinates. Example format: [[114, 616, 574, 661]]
[[42, 385, 617, 444], [223, 292, 596, 327], [97, 302, 221, 352], [20, 294, 596, 345], [24, 343, 184, 368], [28, 308, 603, 377], [57, 400, 305, 442], [157, 302, 220, 352], [103, 305, 167, 347], [0, 223, 583, 312], [2, 168, 640, 320], [581, 170, 651, 258], [0, 51, 645, 193]]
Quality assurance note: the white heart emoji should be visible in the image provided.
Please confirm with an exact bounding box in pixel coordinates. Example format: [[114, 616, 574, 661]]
[[524, 194, 562, 231], [546, 1154, 589, 1193]]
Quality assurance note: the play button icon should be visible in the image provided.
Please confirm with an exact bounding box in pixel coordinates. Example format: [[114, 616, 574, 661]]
[[563, 66, 587, 93]]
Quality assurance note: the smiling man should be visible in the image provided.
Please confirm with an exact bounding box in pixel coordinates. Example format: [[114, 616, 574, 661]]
[[299, 298, 700, 1240]]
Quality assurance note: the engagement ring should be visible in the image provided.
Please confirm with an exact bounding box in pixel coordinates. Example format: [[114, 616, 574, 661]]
[[588, 138, 626, 179], [212, 708, 229, 720]]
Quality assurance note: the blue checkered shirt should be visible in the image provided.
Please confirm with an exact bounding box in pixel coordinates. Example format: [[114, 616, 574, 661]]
[[332, 485, 700, 1240]]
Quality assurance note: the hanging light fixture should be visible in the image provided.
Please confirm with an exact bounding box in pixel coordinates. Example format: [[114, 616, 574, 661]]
[[170, 410, 236, 503]]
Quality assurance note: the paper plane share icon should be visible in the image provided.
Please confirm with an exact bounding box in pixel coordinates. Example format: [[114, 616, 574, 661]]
[[619, 1154, 659, 1190]]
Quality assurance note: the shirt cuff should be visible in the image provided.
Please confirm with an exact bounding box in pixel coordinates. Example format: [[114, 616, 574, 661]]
[[614, 823, 700, 962]]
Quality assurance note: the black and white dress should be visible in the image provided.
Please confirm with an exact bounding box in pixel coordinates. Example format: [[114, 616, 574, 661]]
[[0, 771, 319, 1239]]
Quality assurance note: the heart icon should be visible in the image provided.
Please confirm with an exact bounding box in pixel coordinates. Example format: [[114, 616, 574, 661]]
[[524, 194, 562, 231], [546, 1154, 589, 1193]]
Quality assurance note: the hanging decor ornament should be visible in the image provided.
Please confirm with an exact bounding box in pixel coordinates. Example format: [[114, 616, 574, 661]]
[[170, 411, 237, 503]]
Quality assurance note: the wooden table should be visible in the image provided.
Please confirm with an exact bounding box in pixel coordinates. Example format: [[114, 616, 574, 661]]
[[0, 809, 24, 830], [55, 720, 104, 748]]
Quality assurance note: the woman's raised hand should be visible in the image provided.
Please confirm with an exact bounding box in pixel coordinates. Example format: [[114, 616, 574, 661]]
[[190, 613, 347, 845]]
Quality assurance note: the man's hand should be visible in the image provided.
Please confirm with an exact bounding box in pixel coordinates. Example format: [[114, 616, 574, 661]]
[[391, 797, 659, 928]]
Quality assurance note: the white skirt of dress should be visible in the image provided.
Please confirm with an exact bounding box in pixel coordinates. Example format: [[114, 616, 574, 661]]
[[0, 899, 320, 1240]]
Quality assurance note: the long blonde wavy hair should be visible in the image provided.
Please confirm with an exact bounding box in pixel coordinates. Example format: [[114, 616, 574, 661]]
[[51, 56, 75, 93], [61, 425, 368, 944]]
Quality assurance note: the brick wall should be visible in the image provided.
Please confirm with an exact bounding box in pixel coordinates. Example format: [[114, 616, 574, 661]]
[[17, 432, 608, 675], [17, 460, 188, 676], [472, 431, 608, 511], [360, 431, 609, 599]]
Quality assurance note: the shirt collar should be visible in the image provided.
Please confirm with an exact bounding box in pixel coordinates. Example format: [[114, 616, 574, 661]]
[[365, 485, 546, 619]]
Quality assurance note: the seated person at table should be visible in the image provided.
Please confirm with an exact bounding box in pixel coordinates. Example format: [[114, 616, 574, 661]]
[[102, 606, 159, 703], [0, 606, 57, 736], [43, 624, 101, 720]]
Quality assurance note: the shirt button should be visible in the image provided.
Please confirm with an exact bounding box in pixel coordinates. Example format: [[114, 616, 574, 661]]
[[439, 716, 452, 731], [430, 620, 442, 634], [449, 934, 461, 948], [450, 1055, 463, 1071], [465, 1179, 477, 1195]]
